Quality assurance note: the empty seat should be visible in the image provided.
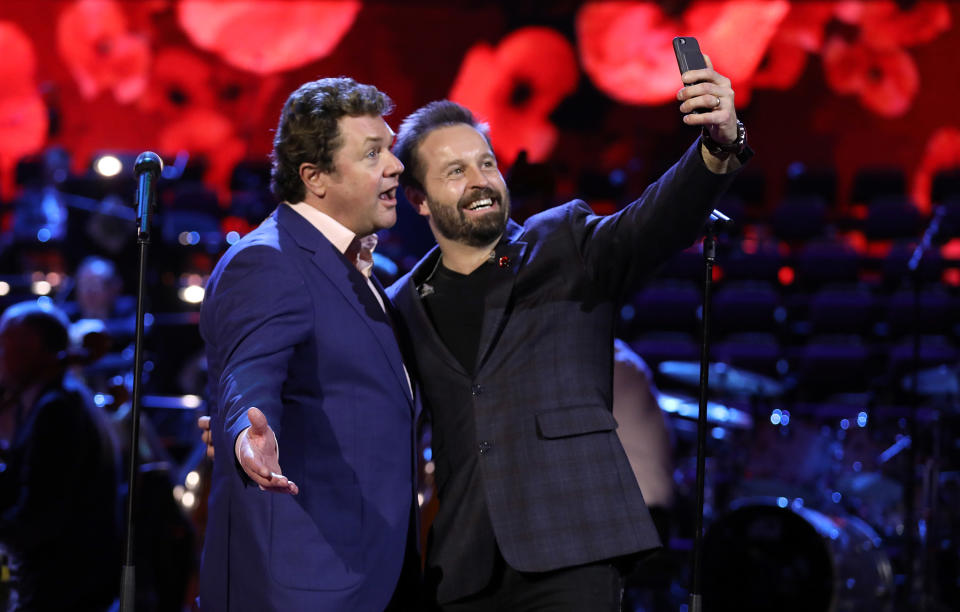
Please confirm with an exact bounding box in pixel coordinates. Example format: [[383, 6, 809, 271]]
[[772, 195, 828, 244], [882, 286, 957, 339], [864, 195, 922, 241], [792, 239, 862, 291], [851, 166, 906, 204], [629, 280, 701, 335], [712, 332, 783, 378], [807, 286, 877, 336], [793, 334, 874, 399], [711, 280, 783, 336]]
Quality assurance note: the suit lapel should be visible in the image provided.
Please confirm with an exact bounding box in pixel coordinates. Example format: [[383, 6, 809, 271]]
[[404, 247, 470, 378], [370, 274, 415, 405], [277, 205, 413, 407], [476, 228, 526, 370]]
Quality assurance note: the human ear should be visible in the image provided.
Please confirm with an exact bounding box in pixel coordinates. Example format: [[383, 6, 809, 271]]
[[299, 162, 326, 198], [404, 185, 430, 217]]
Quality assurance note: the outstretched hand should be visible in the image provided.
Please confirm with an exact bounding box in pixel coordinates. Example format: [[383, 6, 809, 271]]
[[234, 407, 299, 495], [676, 54, 739, 150]]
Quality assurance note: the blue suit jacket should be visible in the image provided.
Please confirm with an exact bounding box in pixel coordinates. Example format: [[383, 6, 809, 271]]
[[198, 204, 418, 611]]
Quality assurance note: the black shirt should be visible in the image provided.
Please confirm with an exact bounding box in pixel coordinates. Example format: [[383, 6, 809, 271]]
[[421, 261, 492, 374], [420, 259, 500, 599]]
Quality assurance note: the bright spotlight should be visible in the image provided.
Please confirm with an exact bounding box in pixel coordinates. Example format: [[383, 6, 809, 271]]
[[185, 471, 200, 489], [31, 280, 52, 295], [181, 491, 196, 509], [179, 285, 205, 304], [95, 155, 123, 177]]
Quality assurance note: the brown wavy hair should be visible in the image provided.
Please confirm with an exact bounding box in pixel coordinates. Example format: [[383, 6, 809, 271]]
[[270, 77, 394, 203]]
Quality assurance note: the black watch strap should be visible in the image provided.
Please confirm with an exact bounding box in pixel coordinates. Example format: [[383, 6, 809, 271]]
[[701, 119, 746, 156]]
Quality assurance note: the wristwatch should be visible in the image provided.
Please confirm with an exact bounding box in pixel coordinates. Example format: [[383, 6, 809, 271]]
[[701, 119, 746, 156]]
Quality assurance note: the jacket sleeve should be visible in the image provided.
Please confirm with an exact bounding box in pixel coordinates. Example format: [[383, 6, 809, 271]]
[[567, 139, 744, 298], [204, 245, 312, 468]]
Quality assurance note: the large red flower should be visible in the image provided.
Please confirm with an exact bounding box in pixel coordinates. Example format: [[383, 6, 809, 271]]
[[0, 21, 38, 98], [177, 0, 360, 75], [142, 46, 282, 133], [0, 22, 47, 200], [822, 36, 918, 118], [56, 0, 150, 103], [141, 47, 215, 116], [911, 127, 960, 214], [752, 2, 835, 90], [576, 0, 789, 106], [448, 27, 578, 167], [835, 0, 950, 49], [820, 0, 949, 118]]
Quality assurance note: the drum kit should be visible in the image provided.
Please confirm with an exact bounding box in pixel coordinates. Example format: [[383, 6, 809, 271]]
[[654, 359, 958, 611]]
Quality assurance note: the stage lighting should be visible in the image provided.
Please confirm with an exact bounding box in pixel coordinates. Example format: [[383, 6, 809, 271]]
[[185, 471, 200, 490], [94, 154, 123, 177], [179, 285, 205, 304], [181, 491, 196, 509]]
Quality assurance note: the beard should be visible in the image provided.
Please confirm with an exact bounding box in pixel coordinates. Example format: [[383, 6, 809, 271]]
[[426, 186, 510, 247]]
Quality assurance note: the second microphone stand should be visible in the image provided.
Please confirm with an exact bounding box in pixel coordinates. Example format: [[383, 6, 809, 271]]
[[688, 216, 722, 612]]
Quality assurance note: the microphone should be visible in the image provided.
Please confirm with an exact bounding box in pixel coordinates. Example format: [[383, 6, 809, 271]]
[[709, 208, 731, 225], [908, 204, 946, 273], [134, 152, 163, 239]]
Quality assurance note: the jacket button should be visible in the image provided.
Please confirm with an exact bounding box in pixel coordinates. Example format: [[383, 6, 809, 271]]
[[471, 384, 482, 396], [478, 440, 492, 455]]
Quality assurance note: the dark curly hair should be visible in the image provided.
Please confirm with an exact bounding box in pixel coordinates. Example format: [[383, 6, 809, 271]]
[[392, 100, 490, 193], [270, 77, 394, 203]]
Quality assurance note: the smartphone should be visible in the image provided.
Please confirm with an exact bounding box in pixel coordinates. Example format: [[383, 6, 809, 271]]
[[673, 36, 707, 75], [673, 36, 708, 113]]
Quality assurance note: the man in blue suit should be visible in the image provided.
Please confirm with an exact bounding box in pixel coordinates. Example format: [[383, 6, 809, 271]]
[[198, 77, 419, 611], [387, 58, 749, 609]]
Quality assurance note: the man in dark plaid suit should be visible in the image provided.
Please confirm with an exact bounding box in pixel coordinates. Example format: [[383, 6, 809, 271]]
[[387, 58, 750, 610]]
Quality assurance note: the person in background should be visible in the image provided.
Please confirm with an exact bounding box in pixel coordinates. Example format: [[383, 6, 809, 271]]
[[0, 301, 121, 611], [612, 338, 676, 612]]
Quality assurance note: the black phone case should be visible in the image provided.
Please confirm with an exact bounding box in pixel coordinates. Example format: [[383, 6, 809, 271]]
[[673, 36, 707, 113], [673, 36, 707, 73]]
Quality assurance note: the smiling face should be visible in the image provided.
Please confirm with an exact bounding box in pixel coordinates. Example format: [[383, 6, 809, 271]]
[[412, 123, 510, 247], [304, 114, 404, 236]]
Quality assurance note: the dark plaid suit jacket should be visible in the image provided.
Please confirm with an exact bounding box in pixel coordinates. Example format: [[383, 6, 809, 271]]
[[388, 139, 746, 602]]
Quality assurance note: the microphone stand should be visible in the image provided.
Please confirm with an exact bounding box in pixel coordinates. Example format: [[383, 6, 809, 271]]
[[689, 210, 727, 612], [903, 205, 945, 612], [119, 152, 163, 612]]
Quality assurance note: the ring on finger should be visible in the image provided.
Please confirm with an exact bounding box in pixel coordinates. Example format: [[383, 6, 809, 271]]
[[714, 95, 721, 108]]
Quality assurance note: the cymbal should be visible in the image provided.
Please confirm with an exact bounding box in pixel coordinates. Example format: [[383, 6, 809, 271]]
[[658, 360, 784, 397], [901, 364, 959, 395], [657, 392, 753, 429]]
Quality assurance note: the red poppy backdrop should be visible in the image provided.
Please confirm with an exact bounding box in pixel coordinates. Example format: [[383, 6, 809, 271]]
[[0, 0, 958, 213]]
